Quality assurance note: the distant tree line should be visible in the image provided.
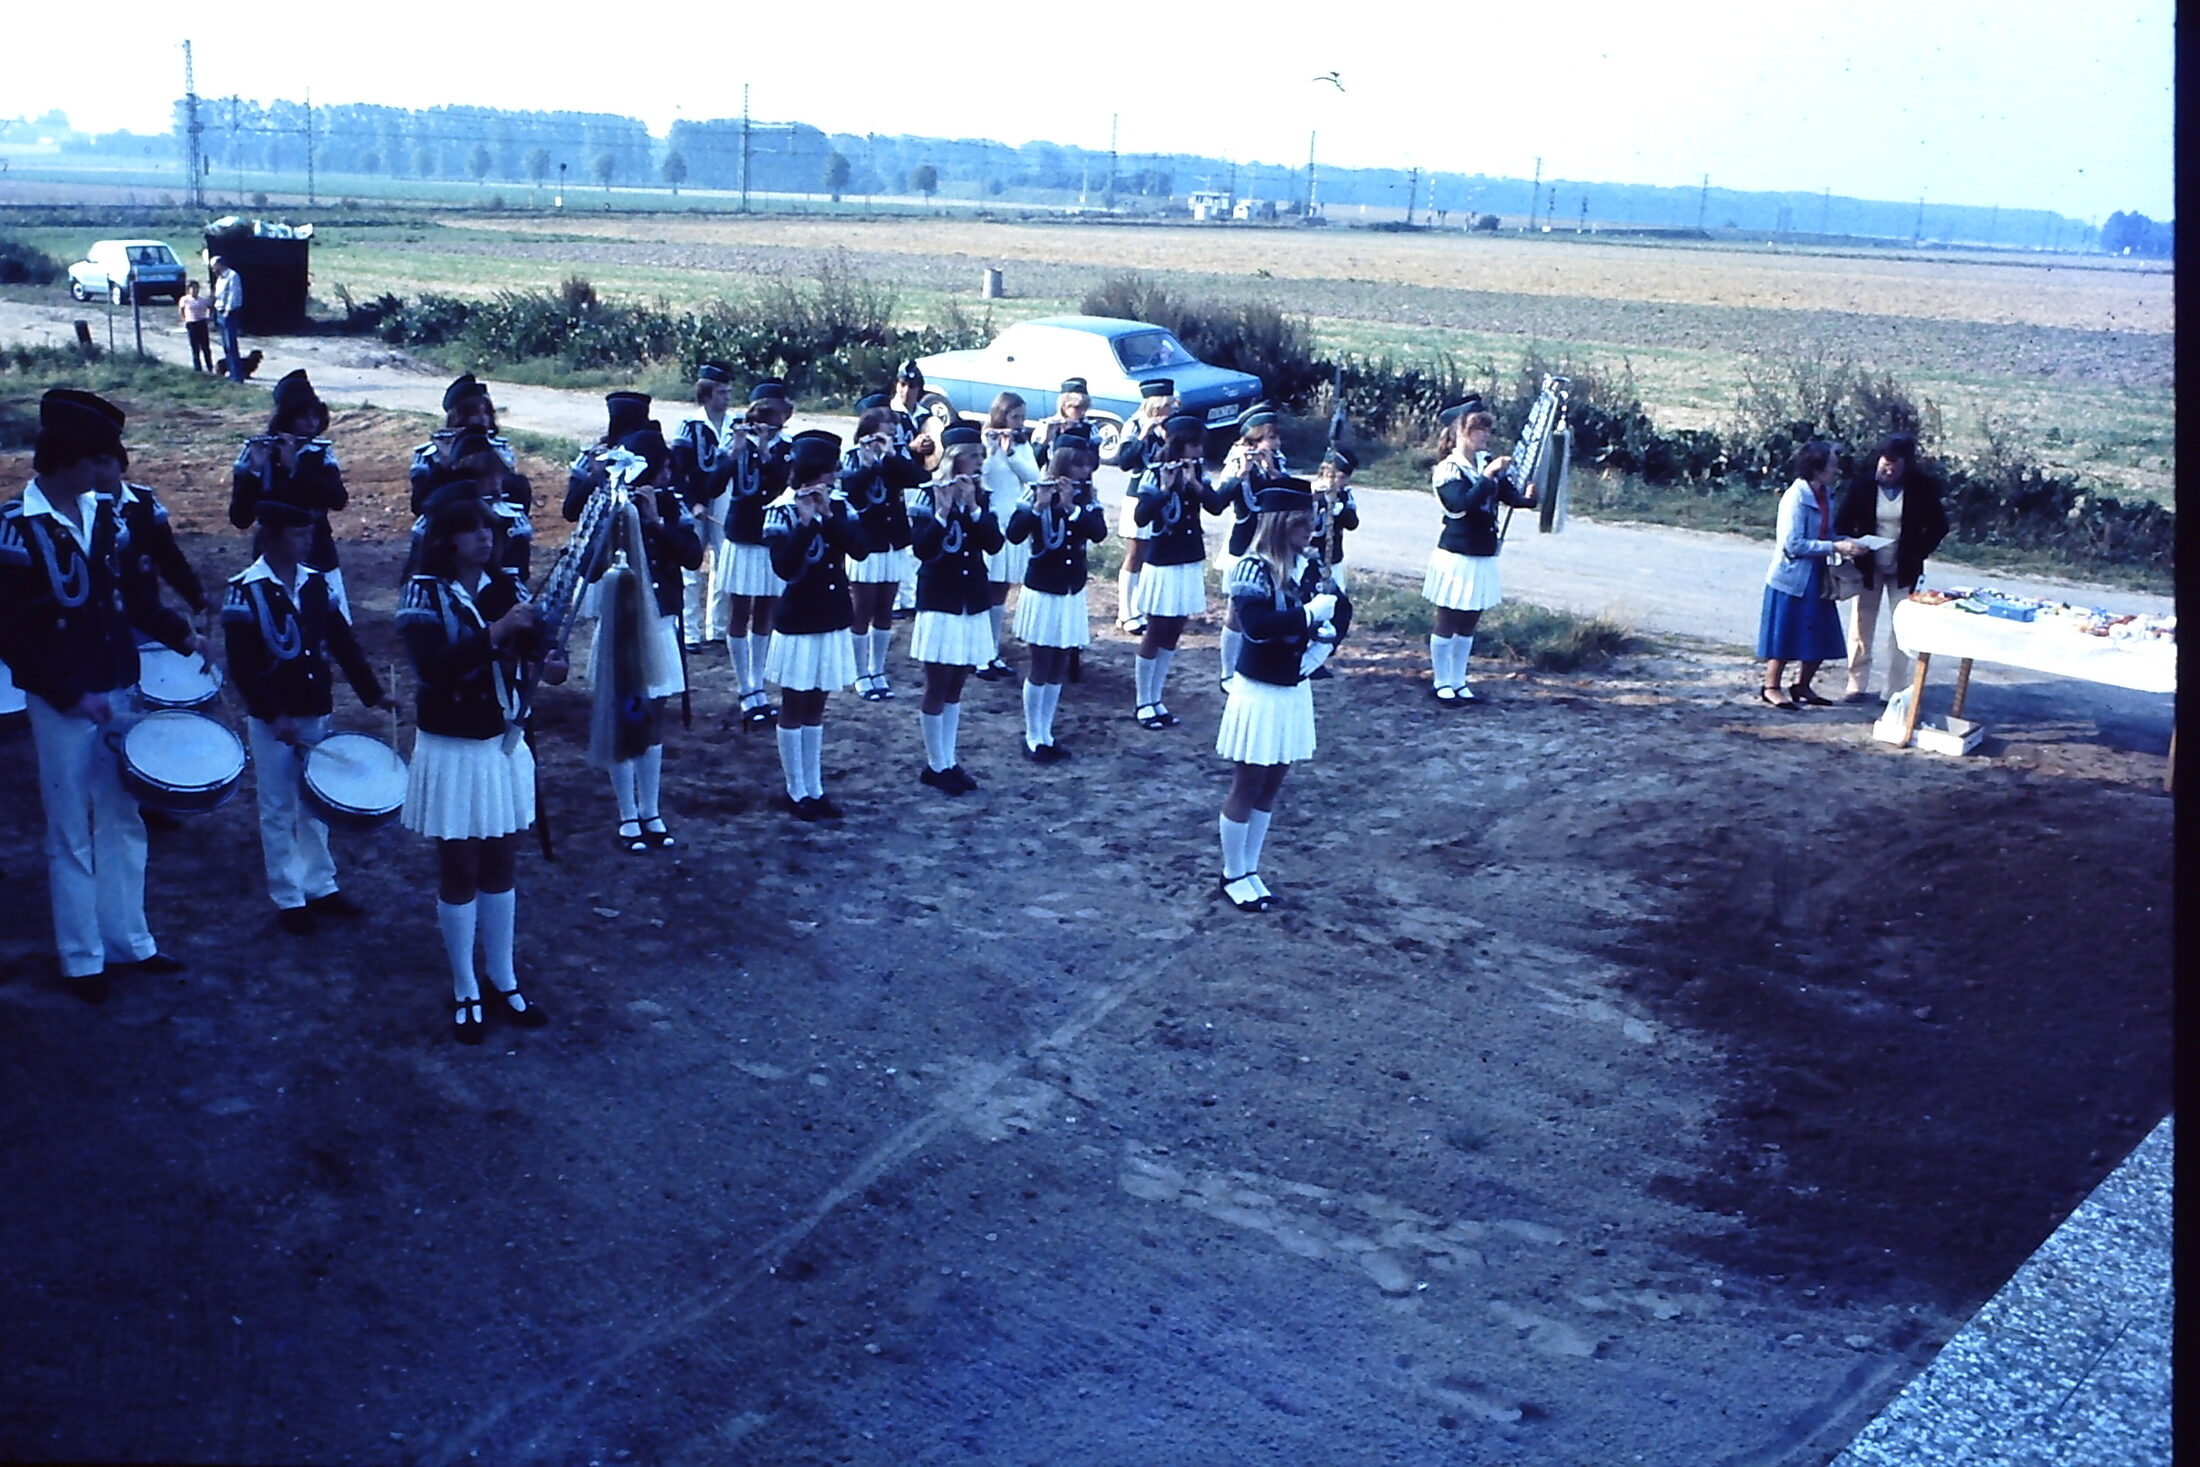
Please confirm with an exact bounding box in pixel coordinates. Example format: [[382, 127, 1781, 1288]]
[[131, 96, 2150, 248]]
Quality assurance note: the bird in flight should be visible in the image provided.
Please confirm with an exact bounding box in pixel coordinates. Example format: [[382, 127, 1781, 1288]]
[[1312, 71, 1345, 91]]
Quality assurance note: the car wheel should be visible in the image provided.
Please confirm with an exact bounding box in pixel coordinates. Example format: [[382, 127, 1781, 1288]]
[[918, 390, 959, 425], [69, 280, 88, 302], [108, 282, 126, 306], [1088, 416, 1124, 456]]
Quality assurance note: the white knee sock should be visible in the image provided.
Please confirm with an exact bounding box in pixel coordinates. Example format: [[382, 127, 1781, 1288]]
[[1039, 681, 1063, 744], [921, 710, 950, 770], [1134, 654, 1156, 707], [728, 631, 753, 692], [1022, 680, 1045, 751], [438, 899, 479, 1002], [798, 723, 824, 799], [776, 726, 803, 800], [1455, 635, 1475, 684], [477, 888, 517, 994], [749, 633, 772, 693], [636, 744, 663, 820], [1151, 647, 1176, 705], [610, 759, 640, 823], [1430, 634, 1454, 687], [1120, 566, 1140, 619], [1219, 815, 1252, 879], [1220, 628, 1243, 682], [988, 603, 1007, 655], [941, 702, 962, 767], [1245, 808, 1273, 870], [872, 627, 894, 682]]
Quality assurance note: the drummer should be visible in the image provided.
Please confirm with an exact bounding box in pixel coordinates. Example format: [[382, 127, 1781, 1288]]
[[220, 499, 392, 935], [0, 388, 204, 998]]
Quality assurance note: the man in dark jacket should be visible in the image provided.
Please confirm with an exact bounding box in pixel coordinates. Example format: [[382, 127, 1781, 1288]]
[[0, 390, 202, 996], [1834, 433, 1949, 702]]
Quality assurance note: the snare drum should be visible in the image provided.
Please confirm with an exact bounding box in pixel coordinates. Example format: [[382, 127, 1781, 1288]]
[[138, 644, 224, 710], [0, 658, 25, 740], [113, 710, 247, 814], [302, 733, 409, 831]]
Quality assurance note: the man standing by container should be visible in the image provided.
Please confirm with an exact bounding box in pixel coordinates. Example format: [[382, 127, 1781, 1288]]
[[211, 255, 245, 382]]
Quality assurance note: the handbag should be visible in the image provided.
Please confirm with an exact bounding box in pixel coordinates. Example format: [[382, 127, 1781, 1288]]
[[1824, 555, 1865, 602]]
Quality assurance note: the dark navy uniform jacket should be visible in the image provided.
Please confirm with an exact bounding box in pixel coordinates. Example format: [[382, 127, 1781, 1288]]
[[631, 487, 705, 620], [1006, 486, 1108, 594], [1132, 462, 1231, 568], [1227, 554, 1334, 687], [1434, 452, 1533, 559], [112, 482, 209, 616], [410, 432, 516, 513], [0, 482, 194, 713], [838, 449, 922, 555], [728, 435, 792, 547], [669, 414, 736, 512], [764, 498, 869, 634], [221, 559, 383, 721], [232, 438, 347, 572], [397, 570, 543, 740], [910, 488, 1005, 614], [1215, 446, 1293, 557]]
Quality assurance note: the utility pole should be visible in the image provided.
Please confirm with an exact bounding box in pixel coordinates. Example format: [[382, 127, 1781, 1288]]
[[180, 41, 206, 212], [1404, 166, 1419, 226], [1913, 195, 1924, 244], [1696, 173, 1709, 231], [304, 89, 316, 206], [1531, 156, 1542, 230], [1819, 186, 1830, 234], [1106, 114, 1118, 211], [1578, 194, 1588, 232], [740, 85, 752, 213], [1225, 156, 1236, 212], [1305, 129, 1317, 216]]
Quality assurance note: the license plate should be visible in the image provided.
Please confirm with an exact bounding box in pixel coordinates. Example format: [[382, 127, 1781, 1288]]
[[1205, 403, 1239, 424]]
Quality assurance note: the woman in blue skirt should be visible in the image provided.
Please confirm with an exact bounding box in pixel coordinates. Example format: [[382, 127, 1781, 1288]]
[[1756, 440, 1865, 709]]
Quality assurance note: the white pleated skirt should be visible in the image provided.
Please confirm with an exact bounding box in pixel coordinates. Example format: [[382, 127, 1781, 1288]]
[[986, 539, 1032, 584], [910, 610, 997, 666], [718, 540, 785, 599], [1015, 588, 1090, 649], [403, 729, 536, 840], [766, 628, 858, 692], [848, 546, 912, 585], [1131, 560, 1207, 619], [1216, 675, 1316, 766], [1117, 498, 1152, 540], [1423, 550, 1503, 611]]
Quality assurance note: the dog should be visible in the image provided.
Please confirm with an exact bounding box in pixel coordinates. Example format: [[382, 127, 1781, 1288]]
[[236, 348, 264, 380]]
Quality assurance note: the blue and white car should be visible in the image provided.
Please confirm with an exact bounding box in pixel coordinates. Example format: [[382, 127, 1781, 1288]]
[[914, 316, 1266, 454]]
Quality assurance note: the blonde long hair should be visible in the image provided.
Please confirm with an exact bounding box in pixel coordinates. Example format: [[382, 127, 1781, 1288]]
[[1246, 511, 1312, 602]]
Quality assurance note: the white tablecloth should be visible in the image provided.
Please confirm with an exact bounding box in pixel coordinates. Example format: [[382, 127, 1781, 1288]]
[[1892, 600, 2175, 695]]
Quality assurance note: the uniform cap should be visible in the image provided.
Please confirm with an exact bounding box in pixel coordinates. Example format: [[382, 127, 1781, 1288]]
[[39, 387, 126, 441], [1059, 377, 1089, 395], [604, 390, 652, 443], [938, 425, 982, 449], [696, 362, 734, 385], [272, 368, 321, 418], [1139, 378, 1175, 399], [1163, 413, 1206, 436], [1251, 478, 1315, 515], [855, 392, 891, 412], [442, 373, 490, 412], [253, 498, 317, 530], [748, 379, 792, 404], [896, 359, 925, 384], [1437, 394, 1488, 426], [1322, 444, 1359, 473], [788, 430, 842, 482]]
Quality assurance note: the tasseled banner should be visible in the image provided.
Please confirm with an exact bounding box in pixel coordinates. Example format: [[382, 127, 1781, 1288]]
[[587, 549, 658, 769]]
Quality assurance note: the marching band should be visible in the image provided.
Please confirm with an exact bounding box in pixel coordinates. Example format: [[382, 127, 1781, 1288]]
[[0, 368, 1546, 1036]]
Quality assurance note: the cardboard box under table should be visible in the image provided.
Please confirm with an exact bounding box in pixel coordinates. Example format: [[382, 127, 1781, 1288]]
[[1886, 597, 2176, 778]]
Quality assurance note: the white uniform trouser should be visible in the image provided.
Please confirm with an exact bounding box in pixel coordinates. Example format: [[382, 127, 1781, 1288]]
[[1844, 573, 1911, 697], [247, 714, 339, 910], [684, 519, 726, 642], [27, 689, 157, 978]]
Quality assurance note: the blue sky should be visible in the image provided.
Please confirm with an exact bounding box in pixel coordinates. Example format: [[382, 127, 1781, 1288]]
[[7, 0, 2174, 220]]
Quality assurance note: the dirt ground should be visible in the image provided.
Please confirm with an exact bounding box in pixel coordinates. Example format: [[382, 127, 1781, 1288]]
[[0, 405, 2173, 1465]]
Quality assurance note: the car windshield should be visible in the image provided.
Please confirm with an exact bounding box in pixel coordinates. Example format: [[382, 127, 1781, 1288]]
[[126, 246, 176, 266], [1113, 330, 1195, 373]]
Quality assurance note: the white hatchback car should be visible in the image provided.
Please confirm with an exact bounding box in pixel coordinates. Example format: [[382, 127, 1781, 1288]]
[[67, 240, 190, 305]]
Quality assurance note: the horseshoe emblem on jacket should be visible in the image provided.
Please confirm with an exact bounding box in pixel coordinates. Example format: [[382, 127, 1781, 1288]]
[[941, 518, 966, 556], [1041, 509, 1068, 551], [1160, 491, 1182, 529]]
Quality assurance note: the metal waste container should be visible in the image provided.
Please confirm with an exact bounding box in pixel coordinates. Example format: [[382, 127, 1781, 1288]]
[[203, 222, 312, 334]]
